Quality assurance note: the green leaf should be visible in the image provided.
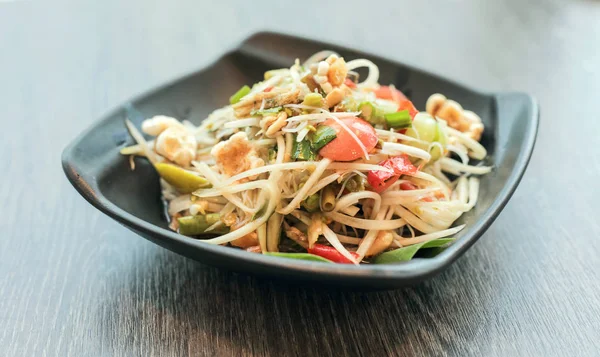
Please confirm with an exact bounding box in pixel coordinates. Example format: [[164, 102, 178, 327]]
[[265, 252, 333, 263], [373, 238, 455, 264]]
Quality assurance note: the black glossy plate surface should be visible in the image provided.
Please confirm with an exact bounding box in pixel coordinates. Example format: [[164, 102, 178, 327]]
[[62, 32, 538, 289]]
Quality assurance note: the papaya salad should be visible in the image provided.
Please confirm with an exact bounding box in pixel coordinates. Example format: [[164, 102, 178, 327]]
[[121, 50, 490, 265]]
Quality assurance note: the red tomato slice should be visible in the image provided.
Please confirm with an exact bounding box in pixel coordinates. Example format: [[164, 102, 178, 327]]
[[397, 100, 419, 119], [373, 86, 407, 102], [367, 155, 418, 193], [319, 117, 378, 162], [369, 175, 399, 194]]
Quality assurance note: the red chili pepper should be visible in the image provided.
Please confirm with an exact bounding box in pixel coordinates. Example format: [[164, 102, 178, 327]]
[[308, 244, 358, 264], [367, 155, 418, 193], [344, 78, 357, 89], [264, 86, 273, 92]]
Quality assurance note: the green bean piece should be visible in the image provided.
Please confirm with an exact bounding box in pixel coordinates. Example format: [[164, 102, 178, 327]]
[[384, 110, 412, 129], [177, 214, 227, 236], [154, 163, 211, 193], [229, 85, 251, 104], [302, 193, 320, 212], [320, 185, 336, 212]]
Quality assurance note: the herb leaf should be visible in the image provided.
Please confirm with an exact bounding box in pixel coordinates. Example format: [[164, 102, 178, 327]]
[[373, 238, 455, 264], [265, 252, 333, 263]]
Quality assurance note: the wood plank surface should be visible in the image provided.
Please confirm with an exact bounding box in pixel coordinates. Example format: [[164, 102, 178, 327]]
[[1, 0, 599, 356]]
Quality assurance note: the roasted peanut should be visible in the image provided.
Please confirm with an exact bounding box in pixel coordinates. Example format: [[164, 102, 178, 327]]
[[365, 231, 394, 257]]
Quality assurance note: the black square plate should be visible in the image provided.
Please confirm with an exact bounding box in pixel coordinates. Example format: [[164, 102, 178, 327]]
[[62, 32, 538, 289]]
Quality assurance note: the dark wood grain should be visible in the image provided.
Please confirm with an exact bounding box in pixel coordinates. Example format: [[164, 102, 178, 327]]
[[1, 0, 600, 356]]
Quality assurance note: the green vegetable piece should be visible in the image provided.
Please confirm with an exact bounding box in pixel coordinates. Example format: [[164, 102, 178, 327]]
[[320, 185, 336, 212], [252, 204, 268, 220], [154, 163, 211, 193], [302, 93, 324, 107], [345, 175, 365, 192], [229, 85, 251, 104], [250, 106, 283, 116], [302, 193, 320, 212], [385, 110, 412, 129], [342, 97, 359, 112], [430, 123, 448, 160], [404, 112, 447, 161], [406, 112, 438, 142], [373, 238, 455, 264], [177, 214, 227, 236], [311, 125, 337, 151], [358, 101, 376, 122], [291, 137, 317, 161], [265, 252, 333, 263]]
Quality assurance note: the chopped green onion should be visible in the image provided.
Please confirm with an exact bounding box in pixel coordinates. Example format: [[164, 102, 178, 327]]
[[229, 85, 251, 104], [358, 102, 376, 121], [250, 106, 282, 116], [384, 110, 412, 129], [310, 125, 337, 151], [358, 101, 388, 125]]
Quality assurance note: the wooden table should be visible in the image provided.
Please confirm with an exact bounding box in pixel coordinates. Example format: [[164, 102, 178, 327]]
[[2, 1, 599, 356]]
